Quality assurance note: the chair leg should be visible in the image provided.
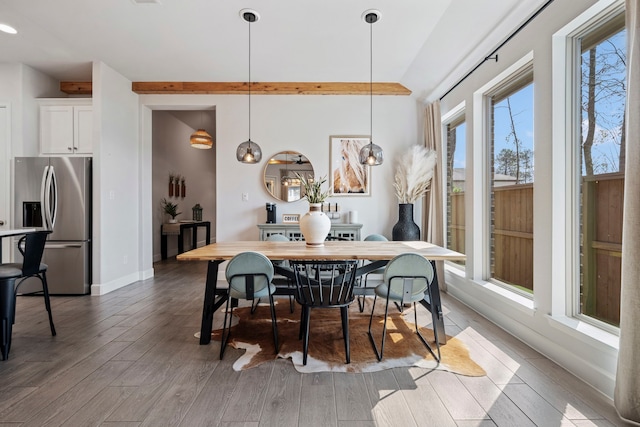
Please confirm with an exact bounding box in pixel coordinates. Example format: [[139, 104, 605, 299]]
[[268, 293, 279, 354], [219, 293, 233, 360], [250, 298, 261, 314], [299, 305, 308, 340], [40, 273, 56, 336], [302, 306, 311, 365], [367, 293, 392, 361], [340, 306, 350, 364], [413, 300, 441, 363]]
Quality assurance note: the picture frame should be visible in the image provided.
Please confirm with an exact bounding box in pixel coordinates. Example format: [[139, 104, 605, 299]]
[[282, 214, 300, 223], [329, 135, 371, 196]]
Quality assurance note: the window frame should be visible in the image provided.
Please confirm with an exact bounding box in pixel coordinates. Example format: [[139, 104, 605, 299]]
[[473, 52, 534, 298], [551, 0, 624, 334], [442, 101, 466, 272]]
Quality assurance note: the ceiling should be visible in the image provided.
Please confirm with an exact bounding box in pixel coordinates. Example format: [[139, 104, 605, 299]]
[[0, 0, 546, 100]]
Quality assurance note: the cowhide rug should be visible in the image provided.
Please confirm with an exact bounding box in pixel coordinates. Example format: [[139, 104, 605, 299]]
[[205, 298, 485, 376]]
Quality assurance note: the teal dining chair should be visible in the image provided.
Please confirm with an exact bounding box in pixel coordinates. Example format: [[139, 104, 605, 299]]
[[367, 252, 440, 362], [220, 251, 279, 359]]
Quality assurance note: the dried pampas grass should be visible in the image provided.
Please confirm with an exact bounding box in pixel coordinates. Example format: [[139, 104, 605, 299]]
[[393, 145, 437, 204]]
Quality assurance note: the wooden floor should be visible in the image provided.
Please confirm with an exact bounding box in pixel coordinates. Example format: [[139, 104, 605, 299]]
[[0, 259, 629, 427]]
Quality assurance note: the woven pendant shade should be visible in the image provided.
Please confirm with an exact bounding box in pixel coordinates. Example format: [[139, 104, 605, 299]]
[[190, 129, 213, 149]]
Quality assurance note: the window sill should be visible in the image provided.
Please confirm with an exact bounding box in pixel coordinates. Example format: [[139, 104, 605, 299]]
[[445, 265, 535, 316], [546, 315, 619, 352]]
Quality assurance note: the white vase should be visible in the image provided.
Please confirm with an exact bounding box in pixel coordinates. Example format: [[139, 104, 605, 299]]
[[299, 203, 331, 246]]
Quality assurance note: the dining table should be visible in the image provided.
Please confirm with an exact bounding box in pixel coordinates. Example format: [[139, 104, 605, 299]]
[[177, 240, 465, 346]]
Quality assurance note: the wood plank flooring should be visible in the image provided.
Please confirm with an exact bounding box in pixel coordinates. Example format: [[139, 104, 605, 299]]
[[0, 259, 630, 426]]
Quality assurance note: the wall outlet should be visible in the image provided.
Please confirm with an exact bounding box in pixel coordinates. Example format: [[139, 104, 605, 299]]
[[242, 192, 249, 201]]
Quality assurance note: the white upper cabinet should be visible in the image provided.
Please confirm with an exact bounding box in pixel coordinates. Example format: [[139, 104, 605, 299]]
[[39, 99, 93, 155]]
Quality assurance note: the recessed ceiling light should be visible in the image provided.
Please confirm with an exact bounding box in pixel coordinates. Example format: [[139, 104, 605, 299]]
[[0, 23, 17, 35]]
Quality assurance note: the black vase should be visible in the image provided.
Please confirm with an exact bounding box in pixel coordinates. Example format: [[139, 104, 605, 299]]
[[392, 203, 420, 241]]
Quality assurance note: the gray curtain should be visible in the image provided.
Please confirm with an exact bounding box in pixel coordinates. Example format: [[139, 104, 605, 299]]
[[614, 0, 640, 423], [423, 101, 446, 292]]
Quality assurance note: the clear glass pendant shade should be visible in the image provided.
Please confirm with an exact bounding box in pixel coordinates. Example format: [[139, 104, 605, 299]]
[[236, 139, 262, 163], [359, 141, 384, 166]]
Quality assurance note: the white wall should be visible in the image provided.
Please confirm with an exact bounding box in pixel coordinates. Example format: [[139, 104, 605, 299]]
[[0, 63, 62, 160], [140, 94, 422, 244], [91, 61, 144, 295], [435, 0, 619, 399], [152, 110, 216, 260]]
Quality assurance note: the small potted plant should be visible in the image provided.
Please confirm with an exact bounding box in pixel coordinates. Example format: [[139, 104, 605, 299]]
[[161, 198, 181, 223]]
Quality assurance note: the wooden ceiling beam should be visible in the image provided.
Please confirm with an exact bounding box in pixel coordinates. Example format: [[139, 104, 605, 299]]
[[60, 81, 412, 96], [60, 81, 93, 95], [131, 81, 411, 95]]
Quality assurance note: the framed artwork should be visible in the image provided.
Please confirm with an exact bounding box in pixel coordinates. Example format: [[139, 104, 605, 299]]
[[329, 135, 371, 196]]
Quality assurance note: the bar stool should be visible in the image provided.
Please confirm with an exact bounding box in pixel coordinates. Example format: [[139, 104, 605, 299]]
[[0, 230, 56, 360]]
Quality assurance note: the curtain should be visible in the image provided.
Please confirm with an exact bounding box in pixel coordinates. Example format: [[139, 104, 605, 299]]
[[423, 101, 446, 292], [614, 0, 640, 423]]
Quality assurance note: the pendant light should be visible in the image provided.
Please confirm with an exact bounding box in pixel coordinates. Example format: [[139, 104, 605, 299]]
[[359, 10, 384, 166], [190, 111, 213, 149], [236, 9, 263, 164]]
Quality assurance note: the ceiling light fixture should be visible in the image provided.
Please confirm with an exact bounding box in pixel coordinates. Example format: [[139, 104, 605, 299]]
[[190, 111, 213, 149], [236, 9, 262, 164], [0, 23, 18, 35], [359, 10, 384, 166]]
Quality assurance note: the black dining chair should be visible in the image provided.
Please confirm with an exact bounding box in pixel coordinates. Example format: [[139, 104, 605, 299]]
[[0, 230, 56, 360], [289, 259, 359, 365]]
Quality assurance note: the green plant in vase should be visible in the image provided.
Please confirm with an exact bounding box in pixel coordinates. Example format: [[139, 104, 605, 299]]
[[161, 198, 181, 223]]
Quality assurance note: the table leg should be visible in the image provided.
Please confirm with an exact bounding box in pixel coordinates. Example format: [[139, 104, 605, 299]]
[[192, 226, 198, 250], [205, 223, 211, 245], [161, 230, 167, 260], [178, 225, 185, 255], [200, 260, 226, 345], [420, 260, 447, 345]]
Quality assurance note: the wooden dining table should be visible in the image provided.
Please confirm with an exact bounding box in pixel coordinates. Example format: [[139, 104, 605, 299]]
[[177, 240, 465, 346]]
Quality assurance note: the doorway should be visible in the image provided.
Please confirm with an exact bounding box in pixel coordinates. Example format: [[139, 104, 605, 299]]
[[151, 109, 216, 261]]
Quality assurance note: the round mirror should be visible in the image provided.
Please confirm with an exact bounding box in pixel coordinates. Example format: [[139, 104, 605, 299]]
[[264, 151, 314, 202]]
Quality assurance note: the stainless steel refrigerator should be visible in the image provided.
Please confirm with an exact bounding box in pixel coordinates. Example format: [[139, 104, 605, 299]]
[[14, 157, 92, 295]]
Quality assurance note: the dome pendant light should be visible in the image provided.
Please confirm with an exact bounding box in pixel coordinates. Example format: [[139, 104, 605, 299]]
[[190, 111, 213, 149], [359, 10, 384, 166], [236, 9, 263, 164]]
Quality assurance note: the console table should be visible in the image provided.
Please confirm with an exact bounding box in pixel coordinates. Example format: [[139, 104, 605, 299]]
[[257, 223, 362, 241], [161, 221, 211, 260]]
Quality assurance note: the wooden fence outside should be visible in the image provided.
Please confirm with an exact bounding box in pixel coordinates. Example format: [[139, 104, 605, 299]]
[[448, 175, 623, 325]]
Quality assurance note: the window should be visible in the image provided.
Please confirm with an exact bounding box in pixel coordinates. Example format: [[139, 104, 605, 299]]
[[577, 14, 626, 327], [490, 76, 534, 295], [446, 116, 466, 266]]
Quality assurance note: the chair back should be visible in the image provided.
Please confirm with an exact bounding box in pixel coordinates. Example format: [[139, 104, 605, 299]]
[[225, 251, 274, 299], [18, 231, 50, 277], [290, 260, 358, 307], [383, 253, 434, 299], [364, 234, 388, 242]]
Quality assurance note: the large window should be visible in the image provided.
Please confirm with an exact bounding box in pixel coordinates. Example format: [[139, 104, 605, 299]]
[[446, 117, 466, 265], [490, 77, 534, 294], [578, 15, 626, 327]]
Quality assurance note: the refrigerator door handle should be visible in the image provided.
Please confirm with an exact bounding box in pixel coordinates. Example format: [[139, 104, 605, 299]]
[[42, 165, 58, 231], [40, 165, 50, 229], [50, 166, 58, 229], [44, 243, 84, 249]]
